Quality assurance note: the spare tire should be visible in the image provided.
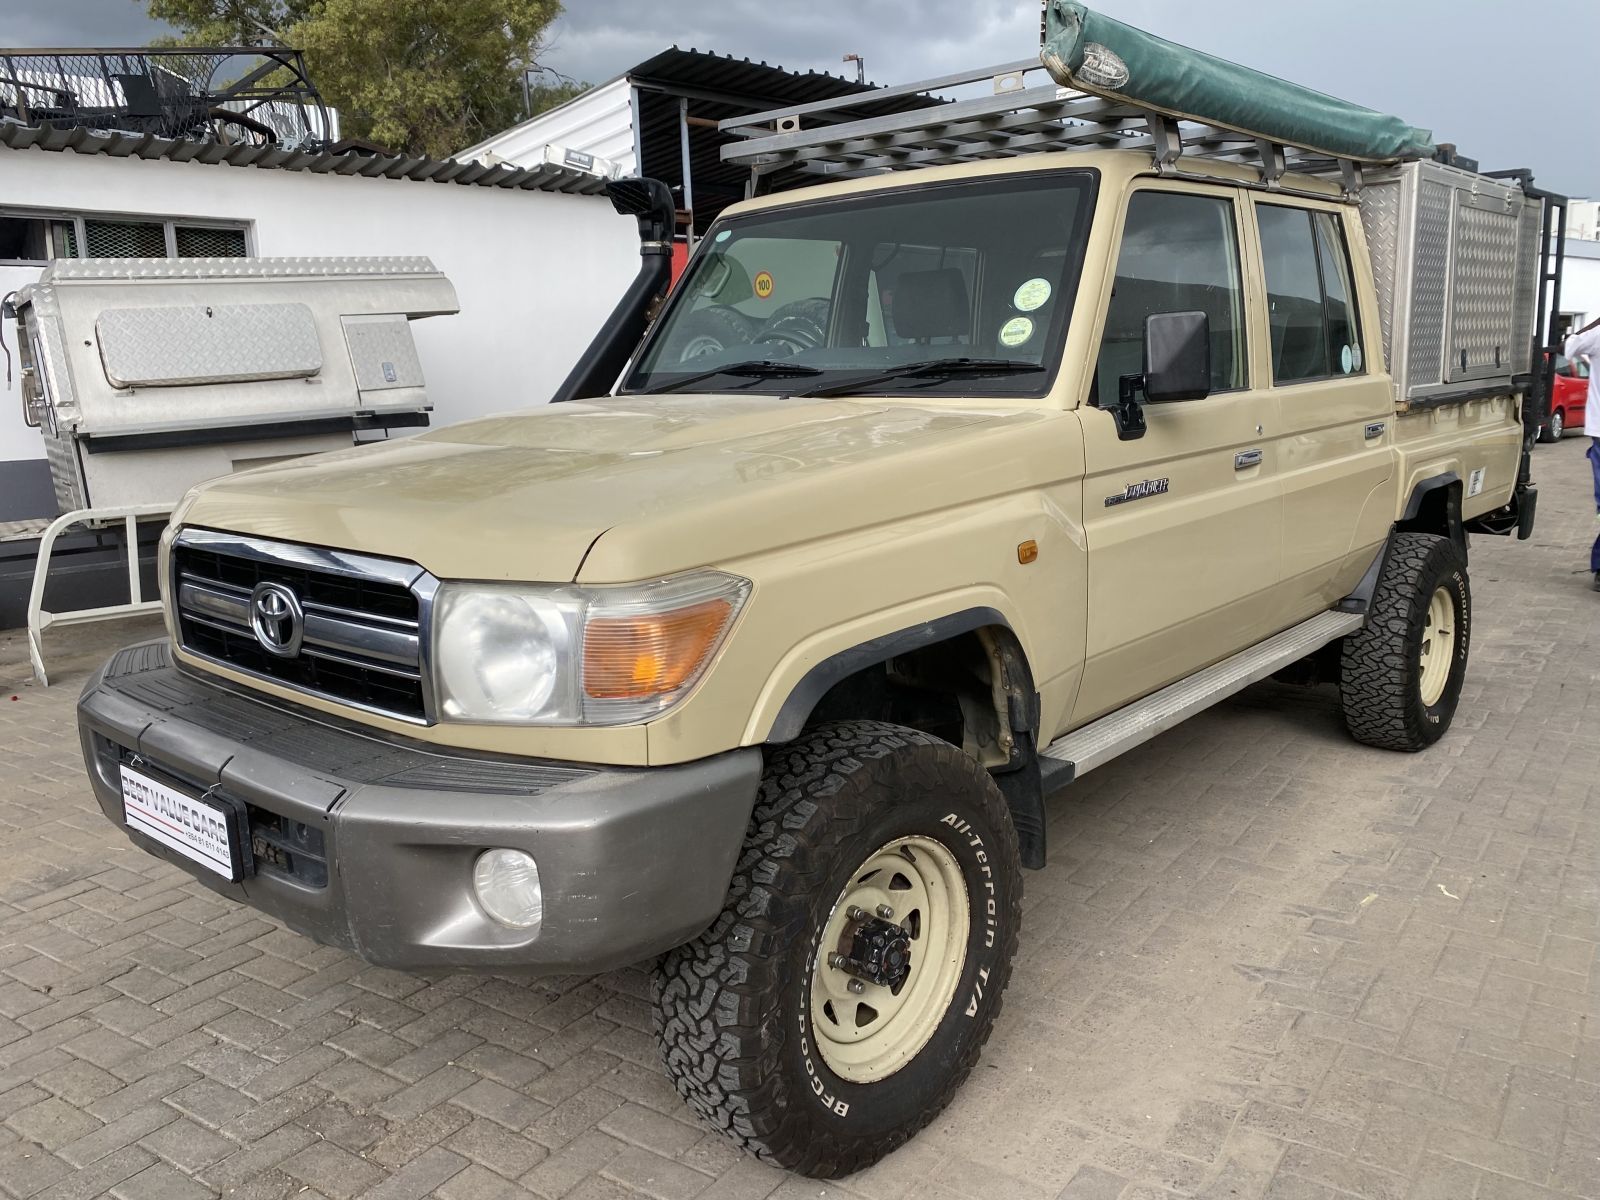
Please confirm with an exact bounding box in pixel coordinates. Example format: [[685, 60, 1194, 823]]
[[663, 305, 757, 362]]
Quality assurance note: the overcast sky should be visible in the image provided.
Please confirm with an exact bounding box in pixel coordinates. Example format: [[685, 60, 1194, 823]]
[[9, 0, 1597, 196]]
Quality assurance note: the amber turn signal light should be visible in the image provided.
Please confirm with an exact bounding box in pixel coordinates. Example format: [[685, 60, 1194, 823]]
[[583, 598, 735, 699], [1017, 540, 1039, 564]]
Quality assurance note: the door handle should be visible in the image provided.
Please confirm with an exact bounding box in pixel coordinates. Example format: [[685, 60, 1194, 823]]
[[1235, 448, 1263, 470], [1365, 421, 1386, 439]]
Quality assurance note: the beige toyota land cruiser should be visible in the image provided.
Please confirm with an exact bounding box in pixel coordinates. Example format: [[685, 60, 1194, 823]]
[[75, 4, 1563, 1178]]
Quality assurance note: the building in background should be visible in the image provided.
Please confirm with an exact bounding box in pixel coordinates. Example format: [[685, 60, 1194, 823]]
[[0, 47, 639, 526], [460, 48, 943, 251]]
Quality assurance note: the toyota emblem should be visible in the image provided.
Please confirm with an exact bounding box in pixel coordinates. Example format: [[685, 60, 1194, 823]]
[[249, 582, 304, 658]]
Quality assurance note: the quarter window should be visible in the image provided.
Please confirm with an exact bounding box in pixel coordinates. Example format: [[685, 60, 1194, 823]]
[[1258, 205, 1365, 384], [1096, 191, 1245, 402]]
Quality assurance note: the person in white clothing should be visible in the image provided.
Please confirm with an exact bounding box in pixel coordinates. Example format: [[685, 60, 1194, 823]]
[[1562, 315, 1600, 589]]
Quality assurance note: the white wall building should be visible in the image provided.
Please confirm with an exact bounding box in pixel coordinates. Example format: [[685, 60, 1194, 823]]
[[1558, 235, 1600, 336], [1567, 199, 1599, 244], [0, 133, 637, 521]]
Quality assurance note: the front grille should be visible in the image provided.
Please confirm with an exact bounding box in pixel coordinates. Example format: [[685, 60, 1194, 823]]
[[172, 533, 430, 721]]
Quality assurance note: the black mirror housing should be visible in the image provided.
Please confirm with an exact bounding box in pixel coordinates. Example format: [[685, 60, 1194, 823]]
[[1143, 310, 1211, 402]]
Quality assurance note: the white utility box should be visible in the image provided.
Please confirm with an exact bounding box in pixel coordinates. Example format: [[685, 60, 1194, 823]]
[[13, 256, 459, 511]]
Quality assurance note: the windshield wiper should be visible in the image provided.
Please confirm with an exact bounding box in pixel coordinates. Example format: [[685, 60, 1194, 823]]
[[641, 360, 825, 395], [796, 358, 1044, 399]]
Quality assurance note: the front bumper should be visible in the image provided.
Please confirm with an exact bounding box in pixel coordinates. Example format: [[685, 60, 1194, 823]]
[[77, 641, 762, 973]]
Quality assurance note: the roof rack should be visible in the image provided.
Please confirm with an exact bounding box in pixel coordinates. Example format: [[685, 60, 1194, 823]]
[[720, 58, 1400, 198]]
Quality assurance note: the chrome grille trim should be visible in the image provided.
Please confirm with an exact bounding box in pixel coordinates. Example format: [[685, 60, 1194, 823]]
[[175, 578, 422, 668], [171, 527, 438, 724]]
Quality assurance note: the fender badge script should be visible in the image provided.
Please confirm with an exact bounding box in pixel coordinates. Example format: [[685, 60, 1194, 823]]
[[1105, 478, 1170, 507]]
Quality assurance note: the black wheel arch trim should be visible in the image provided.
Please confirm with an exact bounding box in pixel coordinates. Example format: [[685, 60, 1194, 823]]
[[1400, 471, 1461, 522], [762, 607, 1053, 870], [1400, 471, 1465, 553], [763, 606, 1014, 745]]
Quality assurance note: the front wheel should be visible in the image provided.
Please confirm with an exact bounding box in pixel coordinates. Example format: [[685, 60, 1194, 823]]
[[1339, 533, 1470, 751], [652, 721, 1022, 1178], [1539, 408, 1564, 442]]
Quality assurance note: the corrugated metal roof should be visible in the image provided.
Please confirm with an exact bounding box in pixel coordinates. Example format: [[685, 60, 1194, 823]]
[[458, 48, 946, 231], [630, 50, 945, 228], [463, 78, 636, 176], [626, 47, 940, 115], [0, 119, 611, 195]]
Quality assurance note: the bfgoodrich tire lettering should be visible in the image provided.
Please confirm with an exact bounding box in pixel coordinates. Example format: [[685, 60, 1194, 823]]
[[1339, 533, 1470, 751], [651, 721, 1022, 1177]]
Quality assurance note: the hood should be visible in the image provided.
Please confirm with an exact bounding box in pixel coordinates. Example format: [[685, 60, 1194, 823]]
[[179, 394, 1056, 583]]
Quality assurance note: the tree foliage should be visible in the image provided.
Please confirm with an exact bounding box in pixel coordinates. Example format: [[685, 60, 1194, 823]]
[[144, 0, 577, 157]]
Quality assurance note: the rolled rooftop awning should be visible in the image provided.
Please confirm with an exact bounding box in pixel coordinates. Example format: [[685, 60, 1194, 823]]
[[1039, 1, 1435, 164]]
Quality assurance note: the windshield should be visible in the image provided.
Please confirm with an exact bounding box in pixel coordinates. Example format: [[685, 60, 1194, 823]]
[[623, 171, 1097, 397]]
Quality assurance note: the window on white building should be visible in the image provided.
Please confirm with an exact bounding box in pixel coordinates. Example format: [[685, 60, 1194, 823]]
[[0, 209, 250, 264]]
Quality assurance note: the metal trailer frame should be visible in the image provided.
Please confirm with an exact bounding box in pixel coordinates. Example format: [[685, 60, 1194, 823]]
[[26, 504, 168, 686]]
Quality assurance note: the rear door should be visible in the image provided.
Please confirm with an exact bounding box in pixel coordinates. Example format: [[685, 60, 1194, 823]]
[[1072, 181, 1282, 725], [1249, 197, 1393, 619]]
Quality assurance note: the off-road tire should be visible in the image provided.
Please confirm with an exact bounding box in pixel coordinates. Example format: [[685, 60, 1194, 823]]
[[664, 304, 756, 362], [652, 721, 1022, 1177], [1339, 533, 1470, 751]]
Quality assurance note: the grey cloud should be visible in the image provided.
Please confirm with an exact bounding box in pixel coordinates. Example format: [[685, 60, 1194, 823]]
[[5, 0, 172, 47]]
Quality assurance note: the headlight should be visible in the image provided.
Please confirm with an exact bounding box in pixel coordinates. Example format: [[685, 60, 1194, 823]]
[[432, 571, 749, 726], [434, 588, 580, 722]]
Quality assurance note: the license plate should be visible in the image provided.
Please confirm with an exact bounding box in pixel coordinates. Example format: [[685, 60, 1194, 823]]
[[120, 765, 243, 881]]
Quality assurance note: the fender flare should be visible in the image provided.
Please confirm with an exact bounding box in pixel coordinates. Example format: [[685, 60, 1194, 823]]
[[1400, 471, 1460, 521], [1400, 471, 1465, 552], [761, 607, 1051, 869], [763, 607, 1012, 744]]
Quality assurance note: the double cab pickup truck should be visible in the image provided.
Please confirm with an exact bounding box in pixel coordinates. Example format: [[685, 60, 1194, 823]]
[[73, 3, 1561, 1177]]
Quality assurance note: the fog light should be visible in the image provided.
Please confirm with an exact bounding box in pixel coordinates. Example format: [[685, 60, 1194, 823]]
[[473, 849, 543, 930]]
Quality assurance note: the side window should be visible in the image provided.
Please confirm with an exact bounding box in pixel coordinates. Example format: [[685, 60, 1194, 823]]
[[1258, 205, 1366, 384], [1096, 191, 1245, 403]]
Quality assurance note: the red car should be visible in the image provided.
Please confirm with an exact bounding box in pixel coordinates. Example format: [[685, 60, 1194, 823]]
[[1540, 352, 1589, 441]]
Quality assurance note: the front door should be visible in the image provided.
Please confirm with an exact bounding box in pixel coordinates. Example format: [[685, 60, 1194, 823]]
[[1072, 182, 1282, 725]]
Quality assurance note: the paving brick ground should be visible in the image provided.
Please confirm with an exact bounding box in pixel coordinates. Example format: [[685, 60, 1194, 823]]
[[1, 439, 1597, 1200]]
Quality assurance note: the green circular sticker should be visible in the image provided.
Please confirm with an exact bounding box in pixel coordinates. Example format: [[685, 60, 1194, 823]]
[[999, 316, 1035, 347], [1013, 277, 1051, 312]]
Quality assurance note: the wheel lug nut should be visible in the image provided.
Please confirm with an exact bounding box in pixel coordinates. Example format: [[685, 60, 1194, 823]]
[[827, 953, 848, 969], [876, 904, 894, 919], [847, 905, 867, 921], [847, 979, 865, 994]]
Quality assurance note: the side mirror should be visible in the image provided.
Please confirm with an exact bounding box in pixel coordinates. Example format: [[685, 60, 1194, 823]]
[[1144, 310, 1211, 402], [1109, 310, 1212, 441]]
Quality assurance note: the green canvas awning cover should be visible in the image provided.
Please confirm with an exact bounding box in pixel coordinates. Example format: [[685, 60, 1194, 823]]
[[1040, 2, 1435, 164]]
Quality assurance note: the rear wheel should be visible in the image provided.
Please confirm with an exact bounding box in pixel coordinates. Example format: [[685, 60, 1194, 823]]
[[652, 721, 1021, 1178], [1339, 533, 1470, 751]]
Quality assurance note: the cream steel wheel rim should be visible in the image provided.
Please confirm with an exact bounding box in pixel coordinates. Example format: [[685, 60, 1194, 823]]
[[809, 835, 970, 1085], [1418, 586, 1456, 707]]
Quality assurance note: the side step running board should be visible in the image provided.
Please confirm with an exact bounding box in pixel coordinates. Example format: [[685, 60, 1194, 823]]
[[1039, 610, 1365, 782]]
